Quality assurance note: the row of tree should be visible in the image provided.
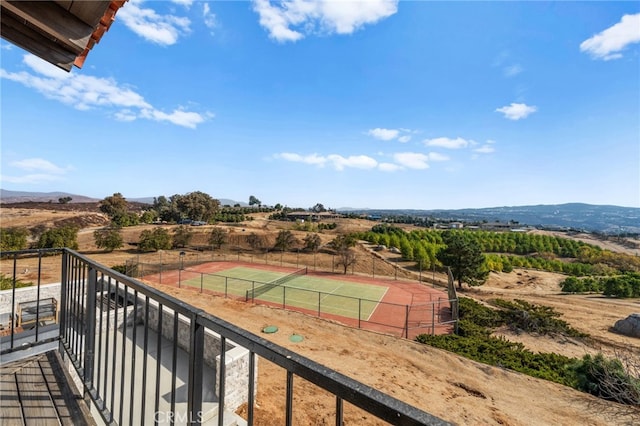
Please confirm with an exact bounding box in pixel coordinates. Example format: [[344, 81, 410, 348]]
[[360, 226, 640, 282], [560, 273, 640, 298]]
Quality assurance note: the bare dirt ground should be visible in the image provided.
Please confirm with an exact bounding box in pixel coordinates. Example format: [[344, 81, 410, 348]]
[[2, 207, 639, 425]]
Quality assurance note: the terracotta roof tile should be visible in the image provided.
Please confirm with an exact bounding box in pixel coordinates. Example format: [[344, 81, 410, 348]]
[[73, 0, 128, 69]]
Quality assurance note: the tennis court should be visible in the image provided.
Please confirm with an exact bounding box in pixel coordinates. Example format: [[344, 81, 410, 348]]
[[180, 266, 388, 321], [144, 260, 455, 338]]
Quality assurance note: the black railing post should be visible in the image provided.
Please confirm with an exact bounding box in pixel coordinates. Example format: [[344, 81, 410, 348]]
[[84, 266, 97, 387], [10, 253, 17, 348], [59, 249, 69, 355], [188, 315, 204, 424]]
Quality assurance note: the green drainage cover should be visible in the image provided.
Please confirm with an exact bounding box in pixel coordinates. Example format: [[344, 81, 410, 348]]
[[289, 334, 304, 343], [262, 325, 278, 334]]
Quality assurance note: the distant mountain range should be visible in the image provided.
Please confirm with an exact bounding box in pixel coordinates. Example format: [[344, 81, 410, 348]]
[[0, 189, 100, 203], [0, 189, 246, 208], [340, 203, 640, 234], [2, 190, 637, 234]]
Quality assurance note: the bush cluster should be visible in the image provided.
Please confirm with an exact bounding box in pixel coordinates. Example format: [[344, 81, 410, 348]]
[[416, 297, 639, 407], [560, 273, 640, 298]]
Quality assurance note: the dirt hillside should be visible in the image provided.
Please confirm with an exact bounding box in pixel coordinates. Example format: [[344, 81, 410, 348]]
[[1, 206, 639, 425]]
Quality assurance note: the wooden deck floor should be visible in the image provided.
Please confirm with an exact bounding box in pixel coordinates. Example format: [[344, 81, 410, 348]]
[[0, 350, 95, 425]]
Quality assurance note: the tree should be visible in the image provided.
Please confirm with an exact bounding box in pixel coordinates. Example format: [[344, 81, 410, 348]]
[[274, 230, 296, 252], [99, 193, 128, 217], [175, 191, 220, 222], [209, 227, 227, 250], [93, 227, 123, 252], [437, 231, 488, 289], [0, 227, 29, 251], [274, 203, 283, 210], [303, 233, 322, 252], [38, 226, 79, 250], [140, 210, 157, 224], [58, 196, 72, 204], [311, 203, 326, 213], [247, 232, 265, 252], [138, 228, 172, 252], [249, 195, 261, 207], [329, 234, 358, 274], [173, 225, 193, 248]]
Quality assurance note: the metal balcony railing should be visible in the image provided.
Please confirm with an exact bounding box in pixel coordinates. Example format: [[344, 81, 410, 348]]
[[0, 248, 449, 425]]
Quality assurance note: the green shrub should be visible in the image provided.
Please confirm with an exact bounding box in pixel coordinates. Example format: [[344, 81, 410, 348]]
[[37, 226, 79, 250], [572, 353, 640, 406], [458, 297, 504, 328], [492, 299, 587, 337], [0, 274, 32, 290], [0, 227, 29, 251]]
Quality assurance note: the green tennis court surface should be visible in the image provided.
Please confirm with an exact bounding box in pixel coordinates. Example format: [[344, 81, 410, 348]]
[[181, 266, 388, 320]]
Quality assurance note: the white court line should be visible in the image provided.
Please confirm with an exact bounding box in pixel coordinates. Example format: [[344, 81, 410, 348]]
[[364, 286, 389, 321]]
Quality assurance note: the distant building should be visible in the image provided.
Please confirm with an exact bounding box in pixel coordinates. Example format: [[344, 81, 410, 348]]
[[286, 211, 343, 221]]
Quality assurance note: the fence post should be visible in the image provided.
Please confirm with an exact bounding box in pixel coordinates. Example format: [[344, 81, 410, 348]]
[[358, 299, 362, 329], [84, 266, 97, 387], [200, 273, 204, 293], [432, 303, 435, 335], [405, 305, 409, 339], [372, 255, 375, 279]]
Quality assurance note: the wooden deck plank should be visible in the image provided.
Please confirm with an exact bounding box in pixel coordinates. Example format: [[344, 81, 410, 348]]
[[0, 367, 23, 424], [42, 351, 94, 426], [15, 363, 60, 425], [38, 358, 71, 425], [1, 351, 95, 426]]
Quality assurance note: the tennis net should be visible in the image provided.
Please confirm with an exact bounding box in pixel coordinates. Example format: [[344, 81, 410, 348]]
[[246, 267, 308, 301]]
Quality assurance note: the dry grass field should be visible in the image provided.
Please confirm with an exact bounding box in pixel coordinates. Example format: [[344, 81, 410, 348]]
[[1, 205, 639, 425]]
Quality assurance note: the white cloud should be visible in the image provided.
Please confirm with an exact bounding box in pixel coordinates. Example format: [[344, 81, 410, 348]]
[[118, 0, 191, 45], [275, 152, 377, 170], [427, 152, 449, 162], [393, 152, 429, 169], [276, 149, 453, 172], [2, 158, 70, 185], [203, 3, 216, 31], [0, 54, 209, 129], [473, 145, 495, 154], [276, 153, 327, 166], [580, 14, 640, 61], [140, 108, 211, 129], [327, 154, 378, 170], [424, 137, 470, 149], [1, 174, 65, 184], [378, 162, 402, 172], [172, 0, 193, 7], [367, 127, 413, 142], [368, 128, 399, 141], [0, 41, 12, 50], [495, 102, 537, 120], [11, 158, 67, 174], [23, 54, 70, 79], [252, 0, 398, 42], [504, 64, 523, 77]]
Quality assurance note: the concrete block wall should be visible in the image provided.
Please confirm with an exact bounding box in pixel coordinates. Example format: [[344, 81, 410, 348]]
[[0, 283, 61, 316], [101, 281, 256, 413], [1, 279, 257, 413]]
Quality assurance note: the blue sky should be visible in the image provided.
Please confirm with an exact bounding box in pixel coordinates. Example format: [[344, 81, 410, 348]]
[[1, 1, 639, 209]]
